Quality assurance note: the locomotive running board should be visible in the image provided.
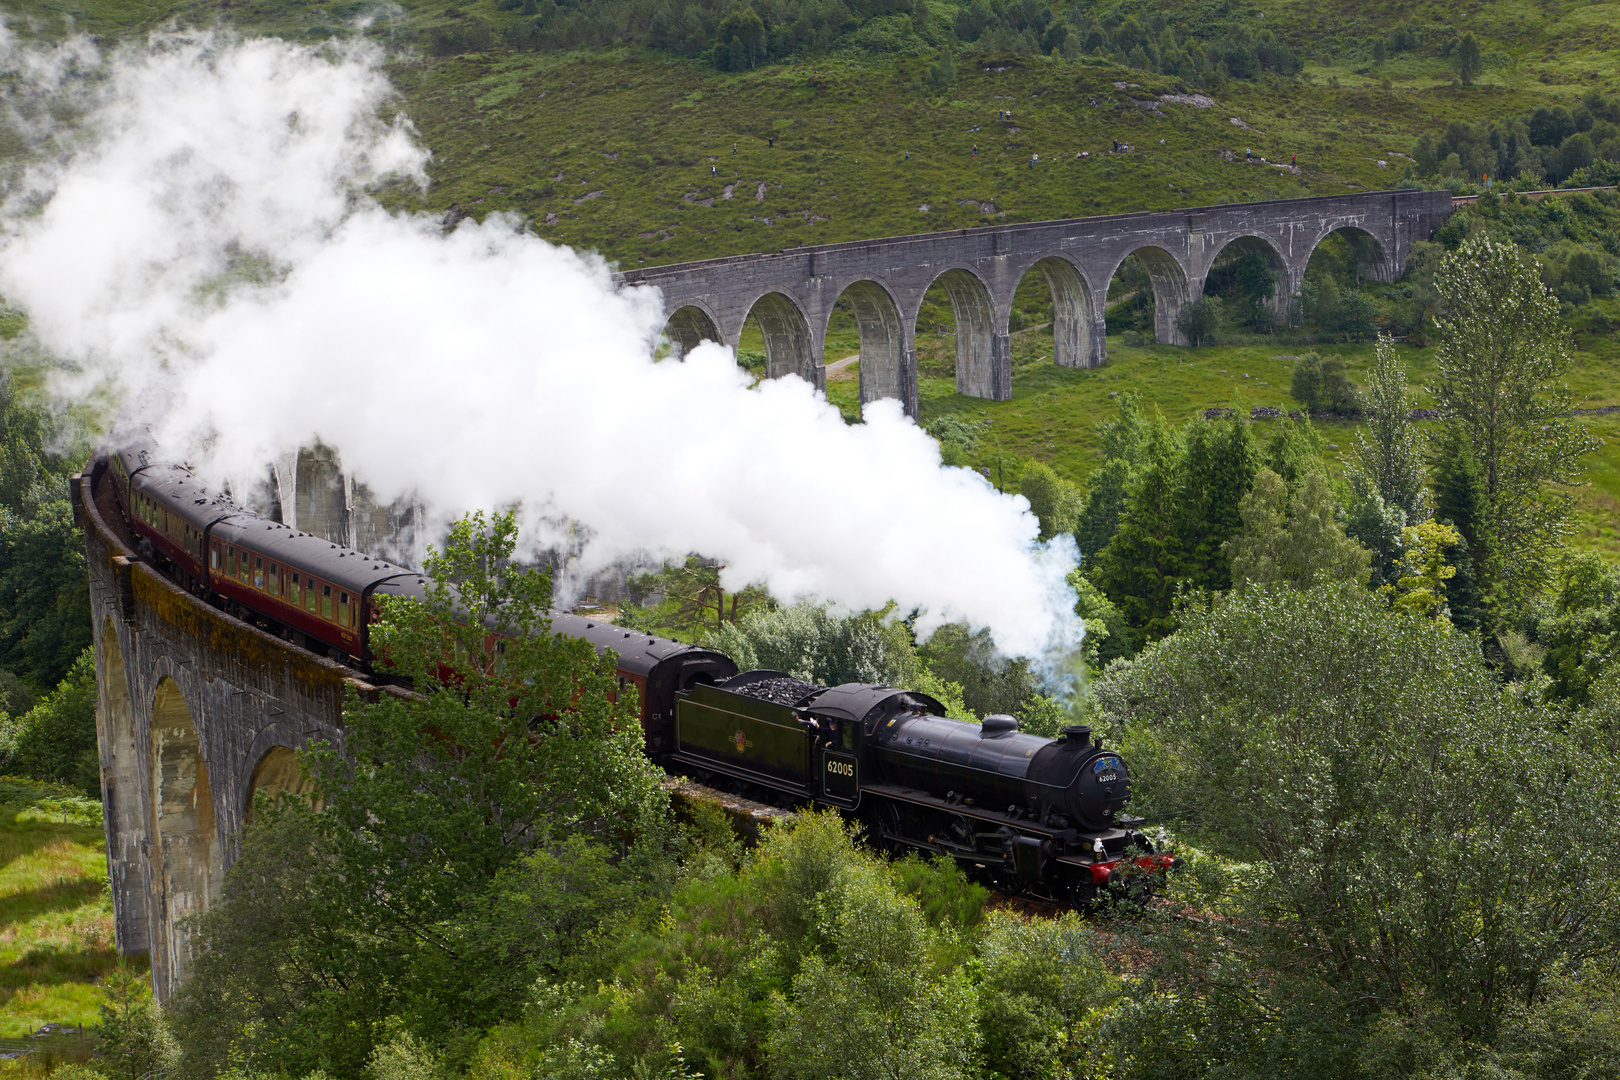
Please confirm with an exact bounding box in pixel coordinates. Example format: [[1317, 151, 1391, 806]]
[[861, 782, 1058, 836], [862, 782, 1144, 855]]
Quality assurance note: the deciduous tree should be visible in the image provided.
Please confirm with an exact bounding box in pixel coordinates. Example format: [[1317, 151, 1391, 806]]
[[1224, 469, 1371, 590], [1431, 234, 1596, 607], [1017, 461, 1083, 541], [1349, 336, 1426, 522], [1095, 586, 1620, 1069]]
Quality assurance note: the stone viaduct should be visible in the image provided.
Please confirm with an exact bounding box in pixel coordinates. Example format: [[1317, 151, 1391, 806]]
[[84, 188, 1455, 999], [75, 460, 386, 1000], [619, 188, 1455, 418]]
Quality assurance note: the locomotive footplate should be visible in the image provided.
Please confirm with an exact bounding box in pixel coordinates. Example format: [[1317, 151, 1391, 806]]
[[860, 781, 1146, 855]]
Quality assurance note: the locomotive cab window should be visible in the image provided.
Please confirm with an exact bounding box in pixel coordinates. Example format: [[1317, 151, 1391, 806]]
[[321, 584, 333, 620], [840, 722, 855, 751]]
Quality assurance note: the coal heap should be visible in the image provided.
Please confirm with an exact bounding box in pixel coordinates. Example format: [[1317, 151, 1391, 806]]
[[731, 676, 826, 708]]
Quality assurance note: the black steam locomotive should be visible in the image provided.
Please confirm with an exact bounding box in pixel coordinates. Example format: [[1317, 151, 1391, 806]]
[[99, 440, 1171, 906]]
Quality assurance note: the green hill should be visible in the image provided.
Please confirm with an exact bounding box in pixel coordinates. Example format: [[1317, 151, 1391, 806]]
[[21, 0, 1620, 265], [8, 0, 1620, 555]]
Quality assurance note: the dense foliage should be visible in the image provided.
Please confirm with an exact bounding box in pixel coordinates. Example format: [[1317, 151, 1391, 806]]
[[1411, 91, 1620, 188], [0, 379, 90, 691], [1095, 584, 1620, 1078], [459, 0, 1310, 82], [169, 514, 667, 1073]]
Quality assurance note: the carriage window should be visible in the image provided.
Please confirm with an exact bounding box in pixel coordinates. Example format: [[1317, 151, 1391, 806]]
[[306, 579, 319, 614], [321, 584, 333, 620], [337, 592, 350, 628], [226, 546, 236, 578], [494, 640, 507, 674], [239, 551, 251, 584], [210, 544, 219, 571], [289, 573, 301, 607], [267, 563, 279, 597], [253, 557, 264, 590]]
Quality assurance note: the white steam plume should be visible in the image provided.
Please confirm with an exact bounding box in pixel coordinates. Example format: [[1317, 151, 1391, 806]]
[[0, 28, 1082, 661]]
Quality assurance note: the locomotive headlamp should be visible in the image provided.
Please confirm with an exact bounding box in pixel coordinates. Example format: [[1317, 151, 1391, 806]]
[[1093, 837, 1105, 856]]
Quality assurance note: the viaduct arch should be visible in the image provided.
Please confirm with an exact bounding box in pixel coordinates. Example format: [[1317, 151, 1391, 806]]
[[620, 188, 1455, 418]]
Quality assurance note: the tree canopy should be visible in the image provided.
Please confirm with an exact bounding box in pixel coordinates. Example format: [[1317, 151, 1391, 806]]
[[171, 513, 667, 1073]]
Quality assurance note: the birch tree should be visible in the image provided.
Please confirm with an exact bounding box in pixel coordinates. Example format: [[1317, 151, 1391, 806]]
[[1431, 234, 1595, 606]]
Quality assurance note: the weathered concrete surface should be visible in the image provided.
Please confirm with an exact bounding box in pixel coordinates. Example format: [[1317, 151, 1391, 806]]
[[620, 189, 1456, 417], [75, 464, 372, 1001], [660, 775, 795, 844]]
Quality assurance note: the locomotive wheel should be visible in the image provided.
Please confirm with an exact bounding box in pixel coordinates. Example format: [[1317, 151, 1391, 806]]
[[859, 801, 907, 856]]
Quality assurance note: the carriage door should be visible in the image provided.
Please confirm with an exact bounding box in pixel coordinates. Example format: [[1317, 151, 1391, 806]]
[[820, 720, 860, 808]]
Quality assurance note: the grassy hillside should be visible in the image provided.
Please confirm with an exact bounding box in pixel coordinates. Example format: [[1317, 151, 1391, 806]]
[[0, 780, 126, 1038], [8, 0, 1620, 558], [10, 0, 1620, 267], [899, 331, 1620, 561]]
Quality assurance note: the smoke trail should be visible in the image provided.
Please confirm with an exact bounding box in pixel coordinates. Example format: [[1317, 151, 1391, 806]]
[[0, 27, 1083, 661]]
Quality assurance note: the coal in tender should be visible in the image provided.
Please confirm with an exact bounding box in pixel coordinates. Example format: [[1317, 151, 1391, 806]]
[[732, 676, 827, 707]]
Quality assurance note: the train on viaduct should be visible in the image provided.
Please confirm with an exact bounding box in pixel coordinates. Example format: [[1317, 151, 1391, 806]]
[[81, 188, 1456, 997]]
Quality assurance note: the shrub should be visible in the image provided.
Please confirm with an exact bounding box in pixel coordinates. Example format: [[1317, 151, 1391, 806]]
[[1175, 295, 1221, 346], [0, 648, 97, 796]]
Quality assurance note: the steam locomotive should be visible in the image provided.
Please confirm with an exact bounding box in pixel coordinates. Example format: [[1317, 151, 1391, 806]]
[[99, 439, 1172, 906]]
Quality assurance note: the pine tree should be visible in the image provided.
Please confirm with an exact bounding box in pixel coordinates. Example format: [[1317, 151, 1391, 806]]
[[1442, 535, 1485, 632], [1175, 418, 1259, 592], [1094, 419, 1185, 650], [1074, 394, 1152, 560], [1432, 429, 1499, 629], [1261, 413, 1328, 494]]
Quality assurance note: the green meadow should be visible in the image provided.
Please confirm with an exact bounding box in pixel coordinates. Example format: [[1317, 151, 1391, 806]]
[[0, 781, 128, 1040]]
